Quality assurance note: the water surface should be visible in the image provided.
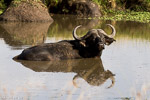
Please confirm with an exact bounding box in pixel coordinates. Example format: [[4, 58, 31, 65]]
[[0, 16, 150, 100]]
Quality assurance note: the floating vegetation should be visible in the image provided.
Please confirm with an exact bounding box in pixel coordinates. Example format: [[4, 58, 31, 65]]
[[99, 10, 150, 23]]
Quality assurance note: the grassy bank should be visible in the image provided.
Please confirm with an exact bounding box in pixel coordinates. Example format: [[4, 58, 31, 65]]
[[99, 10, 150, 23], [90, 0, 150, 23], [0, 0, 6, 14], [0, 0, 150, 23], [0, 10, 2, 14]]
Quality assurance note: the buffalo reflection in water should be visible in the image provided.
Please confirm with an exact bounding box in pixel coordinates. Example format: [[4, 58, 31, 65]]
[[16, 58, 115, 87]]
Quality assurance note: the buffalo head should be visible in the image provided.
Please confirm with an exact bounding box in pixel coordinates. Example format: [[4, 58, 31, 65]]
[[73, 24, 116, 51]]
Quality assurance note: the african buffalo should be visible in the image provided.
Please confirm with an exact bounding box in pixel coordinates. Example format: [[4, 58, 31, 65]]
[[17, 58, 115, 87], [13, 24, 116, 61]]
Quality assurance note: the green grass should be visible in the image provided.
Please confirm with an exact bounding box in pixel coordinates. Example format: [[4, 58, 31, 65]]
[[99, 10, 150, 23], [0, 10, 3, 14]]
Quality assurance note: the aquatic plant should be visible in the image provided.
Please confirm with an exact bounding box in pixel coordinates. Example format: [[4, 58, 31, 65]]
[[99, 10, 150, 23]]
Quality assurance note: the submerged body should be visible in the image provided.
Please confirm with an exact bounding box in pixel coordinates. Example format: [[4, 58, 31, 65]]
[[15, 40, 103, 61], [14, 24, 116, 61]]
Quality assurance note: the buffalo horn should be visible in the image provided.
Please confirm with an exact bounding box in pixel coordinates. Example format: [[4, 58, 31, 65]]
[[72, 25, 82, 40], [101, 24, 116, 38], [72, 74, 80, 88], [107, 76, 115, 88]]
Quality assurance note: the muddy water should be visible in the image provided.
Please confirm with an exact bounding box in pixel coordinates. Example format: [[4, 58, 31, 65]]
[[0, 15, 150, 100]]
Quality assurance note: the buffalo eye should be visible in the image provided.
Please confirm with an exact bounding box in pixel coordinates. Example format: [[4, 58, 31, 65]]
[[95, 37, 105, 44], [95, 37, 101, 43]]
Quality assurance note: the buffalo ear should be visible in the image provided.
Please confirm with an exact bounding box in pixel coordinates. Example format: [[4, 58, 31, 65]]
[[105, 37, 116, 45], [80, 40, 86, 47]]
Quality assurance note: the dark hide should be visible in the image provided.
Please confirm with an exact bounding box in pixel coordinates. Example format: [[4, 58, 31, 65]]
[[14, 40, 103, 61]]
